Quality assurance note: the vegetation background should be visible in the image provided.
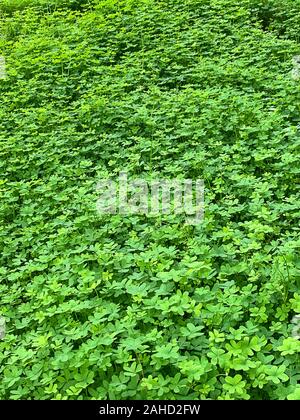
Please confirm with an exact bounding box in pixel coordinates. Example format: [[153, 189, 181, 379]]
[[0, 0, 299, 400]]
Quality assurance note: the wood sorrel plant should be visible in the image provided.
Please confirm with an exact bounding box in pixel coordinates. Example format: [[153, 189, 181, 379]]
[[0, 0, 299, 401]]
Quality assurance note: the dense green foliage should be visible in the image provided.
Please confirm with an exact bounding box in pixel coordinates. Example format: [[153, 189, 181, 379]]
[[0, 0, 300, 400]]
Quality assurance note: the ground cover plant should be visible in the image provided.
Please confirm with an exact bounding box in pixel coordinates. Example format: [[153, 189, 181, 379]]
[[0, 0, 299, 400]]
